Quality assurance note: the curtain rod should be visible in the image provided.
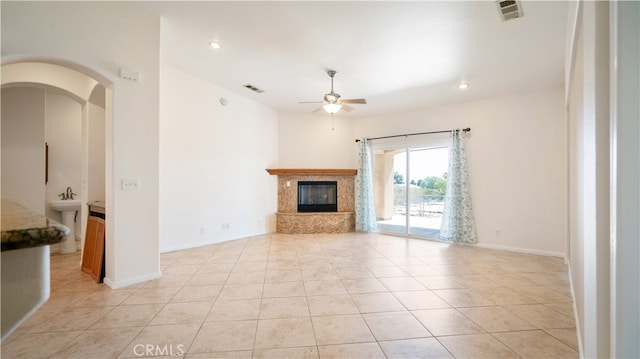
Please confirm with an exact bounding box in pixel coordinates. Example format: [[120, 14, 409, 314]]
[[354, 127, 471, 143]]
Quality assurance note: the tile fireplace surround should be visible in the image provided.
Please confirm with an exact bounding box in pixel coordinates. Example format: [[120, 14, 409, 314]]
[[266, 169, 357, 234]]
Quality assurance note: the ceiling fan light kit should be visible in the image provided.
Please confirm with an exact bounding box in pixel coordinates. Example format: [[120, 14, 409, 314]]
[[323, 103, 342, 114]]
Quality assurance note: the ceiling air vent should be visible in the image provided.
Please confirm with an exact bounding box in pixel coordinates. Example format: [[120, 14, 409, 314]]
[[244, 84, 265, 94], [496, 0, 523, 21]]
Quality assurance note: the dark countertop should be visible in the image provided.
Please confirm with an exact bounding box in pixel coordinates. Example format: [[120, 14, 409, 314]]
[[89, 200, 105, 215], [1, 199, 69, 251]]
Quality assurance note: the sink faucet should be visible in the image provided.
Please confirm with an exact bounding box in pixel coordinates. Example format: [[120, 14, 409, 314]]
[[66, 187, 76, 200], [58, 187, 77, 200]]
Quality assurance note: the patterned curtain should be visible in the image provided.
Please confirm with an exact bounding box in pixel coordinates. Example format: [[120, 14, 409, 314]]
[[440, 130, 477, 243], [355, 139, 378, 232]]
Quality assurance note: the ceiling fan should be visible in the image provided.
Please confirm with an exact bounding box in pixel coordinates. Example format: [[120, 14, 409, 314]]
[[299, 70, 367, 114]]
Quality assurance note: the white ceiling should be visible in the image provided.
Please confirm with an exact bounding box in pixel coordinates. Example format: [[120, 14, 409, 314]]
[[142, 1, 568, 118]]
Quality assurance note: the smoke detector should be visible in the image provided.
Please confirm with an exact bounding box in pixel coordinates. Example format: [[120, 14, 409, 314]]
[[496, 0, 523, 21]]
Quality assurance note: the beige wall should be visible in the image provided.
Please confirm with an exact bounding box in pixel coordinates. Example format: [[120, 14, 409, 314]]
[[159, 63, 279, 252], [1, 87, 46, 214], [88, 102, 106, 204], [278, 87, 568, 256], [44, 90, 83, 244], [278, 112, 356, 169], [354, 87, 567, 256]]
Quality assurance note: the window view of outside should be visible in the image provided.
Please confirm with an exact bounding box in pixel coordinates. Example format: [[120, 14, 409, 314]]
[[374, 146, 449, 238]]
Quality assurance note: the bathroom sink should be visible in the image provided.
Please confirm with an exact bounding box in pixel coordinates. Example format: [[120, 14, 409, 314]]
[[48, 199, 82, 253], [49, 199, 82, 212]]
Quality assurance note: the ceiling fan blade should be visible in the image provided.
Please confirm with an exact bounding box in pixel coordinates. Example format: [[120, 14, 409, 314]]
[[298, 101, 323, 104], [342, 104, 354, 112], [341, 98, 367, 104], [311, 106, 324, 113]]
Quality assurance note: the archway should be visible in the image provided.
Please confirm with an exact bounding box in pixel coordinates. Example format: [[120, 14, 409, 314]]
[[1, 59, 113, 281]]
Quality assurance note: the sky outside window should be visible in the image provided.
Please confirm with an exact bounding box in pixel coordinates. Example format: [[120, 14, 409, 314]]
[[394, 147, 449, 182]]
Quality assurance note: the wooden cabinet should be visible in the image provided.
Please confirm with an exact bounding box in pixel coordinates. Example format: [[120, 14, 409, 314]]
[[81, 216, 105, 283]]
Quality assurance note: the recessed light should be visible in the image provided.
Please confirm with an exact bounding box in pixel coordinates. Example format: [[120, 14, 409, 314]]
[[209, 41, 221, 49], [458, 82, 469, 89]]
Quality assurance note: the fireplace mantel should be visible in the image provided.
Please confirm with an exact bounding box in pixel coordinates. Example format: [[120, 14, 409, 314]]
[[266, 169, 357, 176]]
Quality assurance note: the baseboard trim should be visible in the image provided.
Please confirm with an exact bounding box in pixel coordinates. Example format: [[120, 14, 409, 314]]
[[103, 271, 162, 289], [160, 238, 225, 254], [472, 242, 565, 258], [160, 231, 274, 254]]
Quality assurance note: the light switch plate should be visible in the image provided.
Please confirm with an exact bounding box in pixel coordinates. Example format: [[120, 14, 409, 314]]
[[121, 179, 140, 191]]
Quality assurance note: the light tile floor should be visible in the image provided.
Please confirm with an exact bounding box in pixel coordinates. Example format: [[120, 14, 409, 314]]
[[2, 233, 579, 358]]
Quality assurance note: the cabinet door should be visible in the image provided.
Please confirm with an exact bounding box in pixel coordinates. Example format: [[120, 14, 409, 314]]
[[81, 216, 105, 283]]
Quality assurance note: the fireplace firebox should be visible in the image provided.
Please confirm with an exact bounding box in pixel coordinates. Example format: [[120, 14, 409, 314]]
[[297, 181, 337, 212]]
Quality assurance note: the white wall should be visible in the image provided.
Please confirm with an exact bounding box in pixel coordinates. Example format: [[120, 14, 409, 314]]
[[44, 90, 83, 239], [567, 16, 585, 356], [567, 1, 614, 357], [88, 102, 105, 203], [159, 63, 279, 252], [354, 87, 567, 256], [610, 1, 640, 357], [1, 87, 46, 214], [2, 1, 161, 287], [565, 1, 640, 357], [278, 112, 356, 169]]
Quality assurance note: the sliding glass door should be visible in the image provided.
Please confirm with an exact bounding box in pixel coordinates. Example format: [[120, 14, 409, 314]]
[[373, 145, 449, 239]]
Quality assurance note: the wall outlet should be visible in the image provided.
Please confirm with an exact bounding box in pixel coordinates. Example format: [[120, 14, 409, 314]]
[[121, 178, 140, 191], [221, 223, 230, 230], [200, 226, 205, 234], [496, 228, 502, 237]]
